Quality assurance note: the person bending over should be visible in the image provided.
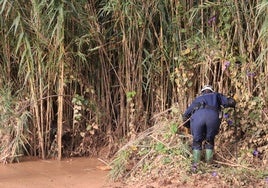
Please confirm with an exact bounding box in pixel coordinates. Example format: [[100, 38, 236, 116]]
[[183, 85, 236, 164]]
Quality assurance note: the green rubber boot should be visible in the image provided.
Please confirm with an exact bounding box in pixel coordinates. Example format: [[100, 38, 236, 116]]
[[205, 149, 213, 163], [193, 149, 201, 163]]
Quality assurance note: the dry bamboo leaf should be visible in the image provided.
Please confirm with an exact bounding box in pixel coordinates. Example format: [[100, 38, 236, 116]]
[[181, 48, 191, 55]]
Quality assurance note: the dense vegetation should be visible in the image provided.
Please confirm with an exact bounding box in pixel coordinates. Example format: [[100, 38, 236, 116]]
[[0, 1, 267, 184]]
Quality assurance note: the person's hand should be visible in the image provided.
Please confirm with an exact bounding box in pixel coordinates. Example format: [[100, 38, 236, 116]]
[[227, 97, 236, 108], [182, 115, 190, 128], [182, 115, 188, 122]]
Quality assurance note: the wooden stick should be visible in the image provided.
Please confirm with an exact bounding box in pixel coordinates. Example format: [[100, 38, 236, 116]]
[[214, 160, 255, 171]]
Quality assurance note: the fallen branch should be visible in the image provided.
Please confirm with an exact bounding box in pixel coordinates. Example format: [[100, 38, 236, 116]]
[[150, 108, 173, 120], [98, 157, 111, 166], [214, 160, 255, 171], [177, 118, 190, 129], [150, 135, 171, 149]]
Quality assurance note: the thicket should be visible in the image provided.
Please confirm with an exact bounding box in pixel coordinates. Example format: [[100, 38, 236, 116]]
[[0, 1, 267, 178]]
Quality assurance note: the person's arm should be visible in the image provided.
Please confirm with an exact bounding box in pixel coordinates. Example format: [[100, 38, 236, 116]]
[[218, 94, 236, 108], [182, 105, 193, 128], [183, 101, 195, 118], [183, 97, 202, 120]]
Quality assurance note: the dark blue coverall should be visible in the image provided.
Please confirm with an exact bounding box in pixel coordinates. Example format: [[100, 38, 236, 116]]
[[183, 92, 231, 150]]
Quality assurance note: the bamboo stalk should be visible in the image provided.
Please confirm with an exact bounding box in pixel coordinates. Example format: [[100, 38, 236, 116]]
[[56, 4, 65, 161], [57, 59, 64, 160]]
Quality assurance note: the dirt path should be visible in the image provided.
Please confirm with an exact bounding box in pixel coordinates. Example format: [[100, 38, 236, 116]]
[[0, 157, 110, 188]]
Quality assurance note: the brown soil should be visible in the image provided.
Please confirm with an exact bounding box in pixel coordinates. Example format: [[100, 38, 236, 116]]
[[0, 157, 110, 188], [103, 174, 224, 188], [105, 173, 267, 188]]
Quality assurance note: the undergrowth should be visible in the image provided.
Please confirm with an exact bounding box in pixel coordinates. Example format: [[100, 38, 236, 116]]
[[108, 118, 268, 187]]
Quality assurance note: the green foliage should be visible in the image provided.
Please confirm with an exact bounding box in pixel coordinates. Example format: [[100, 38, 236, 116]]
[[154, 142, 167, 154], [169, 123, 178, 135], [126, 91, 136, 102]]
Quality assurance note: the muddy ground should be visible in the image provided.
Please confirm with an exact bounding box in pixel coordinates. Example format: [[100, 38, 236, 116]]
[[0, 157, 267, 188], [0, 157, 109, 188]]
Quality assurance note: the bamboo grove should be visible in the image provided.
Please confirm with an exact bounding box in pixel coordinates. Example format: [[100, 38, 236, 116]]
[[0, 0, 267, 162]]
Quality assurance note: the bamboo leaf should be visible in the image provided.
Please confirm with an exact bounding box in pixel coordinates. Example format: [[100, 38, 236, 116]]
[[0, 0, 8, 14], [9, 14, 21, 35], [15, 32, 24, 54]]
